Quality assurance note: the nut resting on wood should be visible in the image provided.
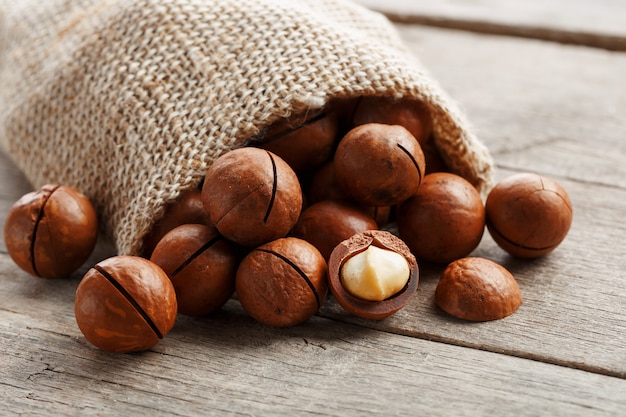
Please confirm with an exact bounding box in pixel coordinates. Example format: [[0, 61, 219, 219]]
[[3, 184, 98, 278], [397, 172, 485, 264], [235, 237, 328, 327], [486, 173, 573, 259], [435, 257, 522, 322], [150, 224, 237, 317], [74, 256, 178, 353]]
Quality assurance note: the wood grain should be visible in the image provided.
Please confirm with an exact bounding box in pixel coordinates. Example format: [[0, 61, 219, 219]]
[[396, 25, 626, 189], [1, 283, 625, 416], [354, 0, 626, 51]]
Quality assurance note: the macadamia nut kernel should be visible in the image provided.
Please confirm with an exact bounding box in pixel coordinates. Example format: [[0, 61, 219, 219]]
[[341, 245, 410, 301]]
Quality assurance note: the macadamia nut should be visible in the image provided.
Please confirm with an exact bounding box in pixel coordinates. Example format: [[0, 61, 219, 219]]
[[4, 184, 98, 278], [435, 257, 522, 321], [486, 173, 572, 259], [202, 148, 302, 248], [341, 245, 410, 301]]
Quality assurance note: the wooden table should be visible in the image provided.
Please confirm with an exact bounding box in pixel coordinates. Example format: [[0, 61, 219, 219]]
[[2, 1, 625, 415]]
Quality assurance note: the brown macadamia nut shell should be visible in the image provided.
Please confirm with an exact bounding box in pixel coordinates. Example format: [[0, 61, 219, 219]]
[[435, 257, 522, 321], [397, 172, 485, 264], [291, 200, 378, 260], [328, 230, 419, 320], [334, 123, 426, 207], [150, 224, 236, 316], [4, 184, 98, 278], [202, 148, 302, 248], [486, 173, 573, 258], [236, 237, 328, 327], [74, 256, 177, 353], [307, 162, 391, 227], [352, 97, 433, 145]]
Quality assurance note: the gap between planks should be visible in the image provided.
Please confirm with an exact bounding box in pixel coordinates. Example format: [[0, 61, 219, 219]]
[[381, 14, 626, 52]]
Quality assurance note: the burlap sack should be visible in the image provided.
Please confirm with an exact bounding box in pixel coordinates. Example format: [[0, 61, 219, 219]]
[[0, 0, 494, 256]]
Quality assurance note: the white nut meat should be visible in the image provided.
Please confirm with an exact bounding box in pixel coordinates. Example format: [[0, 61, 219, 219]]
[[340, 245, 410, 301]]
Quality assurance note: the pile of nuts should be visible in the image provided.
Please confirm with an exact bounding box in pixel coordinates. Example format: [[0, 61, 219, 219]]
[[3, 97, 574, 353]]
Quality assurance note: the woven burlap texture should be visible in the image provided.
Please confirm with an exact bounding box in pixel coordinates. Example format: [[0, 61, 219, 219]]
[[0, 0, 494, 256]]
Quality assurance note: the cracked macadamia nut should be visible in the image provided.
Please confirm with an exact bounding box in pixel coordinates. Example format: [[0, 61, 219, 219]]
[[486, 173, 573, 259], [4, 184, 98, 278], [74, 256, 177, 353], [236, 237, 328, 327], [435, 257, 522, 321], [397, 172, 485, 264], [150, 224, 236, 317], [202, 148, 303, 248], [328, 230, 418, 320], [334, 123, 426, 207]]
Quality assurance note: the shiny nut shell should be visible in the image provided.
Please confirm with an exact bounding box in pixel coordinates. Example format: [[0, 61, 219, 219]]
[[4, 184, 98, 278], [334, 123, 426, 207], [486, 173, 573, 258], [236, 237, 328, 327], [150, 224, 236, 316], [202, 148, 303, 247], [74, 256, 177, 353], [397, 172, 485, 264], [435, 257, 522, 321], [328, 230, 419, 320]]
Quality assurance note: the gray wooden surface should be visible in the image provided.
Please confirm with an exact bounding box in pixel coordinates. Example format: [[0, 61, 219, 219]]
[[2, 1, 626, 416]]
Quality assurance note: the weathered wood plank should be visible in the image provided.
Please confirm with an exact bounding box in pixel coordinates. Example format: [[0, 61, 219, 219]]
[[354, 0, 626, 51], [396, 25, 626, 189], [1, 275, 625, 416]]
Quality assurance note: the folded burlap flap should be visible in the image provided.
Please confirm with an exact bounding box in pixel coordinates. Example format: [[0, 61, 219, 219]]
[[0, 0, 494, 256]]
